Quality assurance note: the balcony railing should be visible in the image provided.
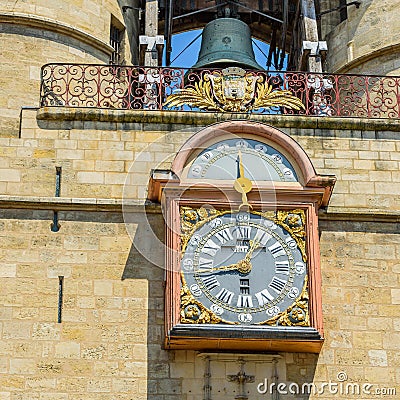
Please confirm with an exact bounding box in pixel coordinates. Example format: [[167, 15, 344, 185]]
[[40, 64, 400, 119]]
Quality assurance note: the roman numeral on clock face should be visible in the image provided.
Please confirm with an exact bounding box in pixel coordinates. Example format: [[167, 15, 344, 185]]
[[198, 258, 213, 270], [202, 239, 220, 257], [268, 241, 286, 258], [202, 275, 220, 291], [215, 288, 234, 304], [235, 226, 251, 240], [275, 260, 290, 275], [254, 228, 272, 246], [269, 277, 287, 294], [215, 228, 233, 244], [236, 295, 253, 308], [255, 288, 274, 306]]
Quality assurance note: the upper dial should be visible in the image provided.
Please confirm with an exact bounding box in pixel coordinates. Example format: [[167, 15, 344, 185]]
[[187, 138, 298, 182]]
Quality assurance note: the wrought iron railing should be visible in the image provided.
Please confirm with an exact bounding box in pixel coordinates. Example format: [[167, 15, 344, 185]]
[[40, 64, 400, 119]]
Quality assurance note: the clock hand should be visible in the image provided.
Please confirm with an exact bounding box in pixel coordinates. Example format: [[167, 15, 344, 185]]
[[197, 259, 252, 274], [244, 239, 260, 261], [238, 149, 245, 179], [234, 150, 253, 210], [197, 262, 241, 274], [197, 240, 259, 275]]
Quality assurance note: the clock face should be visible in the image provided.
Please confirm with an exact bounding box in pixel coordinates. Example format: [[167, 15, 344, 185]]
[[187, 138, 298, 182], [181, 211, 307, 325]]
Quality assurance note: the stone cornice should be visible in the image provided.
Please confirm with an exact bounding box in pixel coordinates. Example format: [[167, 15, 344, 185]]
[[37, 106, 400, 132], [0, 196, 399, 223], [0, 12, 114, 57], [0, 195, 156, 213]]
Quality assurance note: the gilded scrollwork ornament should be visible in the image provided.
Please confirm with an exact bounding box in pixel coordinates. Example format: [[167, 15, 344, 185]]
[[164, 67, 305, 113], [254, 209, 307, 261], [276, 209, 307, 262], [181, 279, 236, 324], [180, 206, 227, 253], [259, 276, 310, 327]]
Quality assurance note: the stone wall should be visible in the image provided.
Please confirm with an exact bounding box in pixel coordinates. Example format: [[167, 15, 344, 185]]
[[0, 0, 138, 137], [2, 109, 400, 213], [0, 1, 124, 42], [0, 209, 152, 400], [321, 0, 400, 74], [0, 110, 399, 399]]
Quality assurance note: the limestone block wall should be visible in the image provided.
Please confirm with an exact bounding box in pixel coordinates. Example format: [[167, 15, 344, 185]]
[[0, 33, 107, 138], [321, 0, 400, 74], [2, 109, 400, 213], [0, 0, 138, 137], [0, 111, 399, 398], [0, 208, 158, 399], [0, 0, 124, 42]]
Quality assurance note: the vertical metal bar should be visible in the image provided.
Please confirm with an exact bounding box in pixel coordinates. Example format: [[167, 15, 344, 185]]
[[314, 0, 322, 38], [51, 212, 60, 232], [279, 0, 288, 70], [65, 65, 69, 106], [203, 356, 211, 400], [267, 28, 277, 69], [335, 74, 340, 117], [165, 0, 173, 66], [339, 0, 348, 22], [55, 167, 61, 197], [397, 77, 400, 119], [52, 167, 61, 232], [58, 276, 64, 323], [366, 75, 371, 118], [97, 65, 101, 108]]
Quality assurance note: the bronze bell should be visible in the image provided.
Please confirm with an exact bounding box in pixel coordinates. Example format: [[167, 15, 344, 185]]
[[191, 18, 264, 70]]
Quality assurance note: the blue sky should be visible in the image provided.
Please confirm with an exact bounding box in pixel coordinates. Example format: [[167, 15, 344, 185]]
[[165, 30, 273, 69]]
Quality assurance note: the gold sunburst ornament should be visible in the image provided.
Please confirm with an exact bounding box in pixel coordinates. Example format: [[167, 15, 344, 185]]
[[164, 67, 305, 113]]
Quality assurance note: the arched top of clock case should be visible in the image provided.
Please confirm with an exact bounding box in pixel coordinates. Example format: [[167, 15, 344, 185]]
[[172, 121, 316, 187]]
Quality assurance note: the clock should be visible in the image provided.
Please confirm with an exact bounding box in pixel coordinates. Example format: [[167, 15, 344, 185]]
[[187, 138, 298, 183], [180, 208, 308, 327], [148, 120, 336, 352]]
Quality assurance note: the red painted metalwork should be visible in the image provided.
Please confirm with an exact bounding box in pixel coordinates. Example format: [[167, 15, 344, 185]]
[[40, 64, 400, 118]]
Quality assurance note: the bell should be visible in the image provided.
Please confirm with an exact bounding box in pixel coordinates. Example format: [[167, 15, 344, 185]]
[[191, 18, 263, 70]]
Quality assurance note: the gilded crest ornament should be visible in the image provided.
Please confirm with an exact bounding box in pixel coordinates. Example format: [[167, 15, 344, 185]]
[[164, 67, 305, 113]]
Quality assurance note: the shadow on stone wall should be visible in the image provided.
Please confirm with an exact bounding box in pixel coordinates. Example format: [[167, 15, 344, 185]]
[[122, 210, 184, 398]]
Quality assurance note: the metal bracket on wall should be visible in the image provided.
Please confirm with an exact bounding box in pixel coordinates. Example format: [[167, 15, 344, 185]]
[[139, 35, 164, 62], [317, 1, 361, 19], [227, 358, 255, 400], [301, 41, 328, 70], [122, 5, 143, 19]]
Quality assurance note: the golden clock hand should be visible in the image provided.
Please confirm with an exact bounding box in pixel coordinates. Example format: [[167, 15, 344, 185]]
[[214, 263, 240, 272], [197, 242, 259, 275], [197, 262, 239, 274], [235, 259, 252, 274], [234, 240, 259, 274], [244, 239, 260, 261], [234, 150, 253, 210], [197, 259, 252, 275], [239, 190, 251, 211], [223, 240, 259, 270], [238, 149, 245, 179]]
